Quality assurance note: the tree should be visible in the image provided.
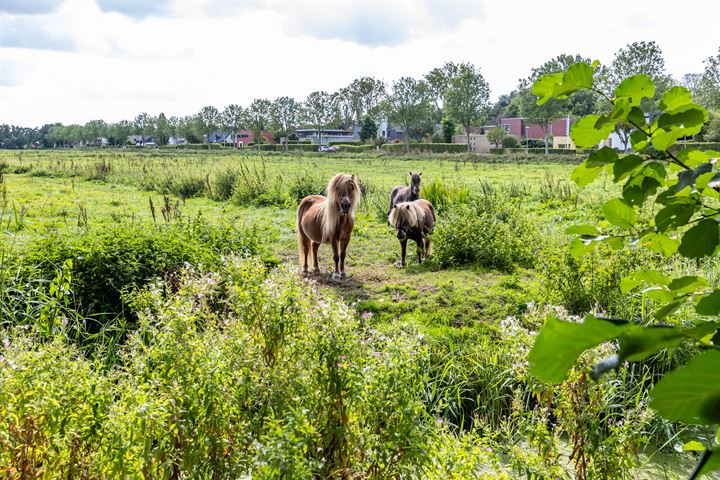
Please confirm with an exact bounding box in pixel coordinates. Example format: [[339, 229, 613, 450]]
[[359, 115, 377, 143], [489, 91, 519, 123], [301, 91, 338, 146], [221, 104, 245, 149], [271, 97, 300, 152], [167, 116, 180, 146], [133, 112, 152, 145], [530, 60, 720, 477], [693, 47, 720, 110], [197, 106, 220, 148], [444, 63, 490, 153], [155, 113, 170, 146], [424, 62, 464, 122], [486, 126, 505, 148], [247, 99, 272, 149], [384, 77, 432, 153], [441, 118, 455, 143], [513, 87, 562, 154]]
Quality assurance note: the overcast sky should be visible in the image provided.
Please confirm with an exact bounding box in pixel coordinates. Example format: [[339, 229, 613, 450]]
[[1, 0, 719, 127]]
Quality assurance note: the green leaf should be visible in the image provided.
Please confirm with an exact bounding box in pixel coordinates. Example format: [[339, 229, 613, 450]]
[[667, 276, 709, 294], [696, 290, 720, 316], [678, 219, 719, 258], [565, 224, 601, 235], [622, 169, 662, 206], [655, 203, 697, 232], [559, 62, 594, 91], [614, 74, 655, 106], [658, 105, 708, 131], [603, 198, 636, 228], [529, 315, 633, 383], [683, 440, 706, 452], [678, 163, 713, 192], [571, 115, 616, 149], [630, 129, 649, 152], [620, 270, 671, 293], [627, 106, 646, 127], [641, 232, 679, 256], [612, 154, 644, 182], [660, 86, 693, 111], [571, 162, 603, 187], [532, 73, 564, 105], [619, 326, 683, 362], [569, 236, 598, 258], [654, 300, 685, 320], [650, 350, 720, 425], [586, 146, 619, 168]]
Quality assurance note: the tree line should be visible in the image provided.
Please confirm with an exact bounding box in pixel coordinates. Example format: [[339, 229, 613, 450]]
[[2, 42, 718, 153]]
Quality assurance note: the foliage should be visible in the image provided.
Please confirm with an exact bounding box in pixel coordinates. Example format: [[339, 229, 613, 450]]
[[432, 195, 538, 271], [381, 142, 466, 153], [441, 118, 455, 143], [501, 136, 518, 148], [384, 77, 432, 153], [529, 60, 720, 476], [301, 91, 339, 145], [444, 63, 491, 153], [486, 127, 505, 148], [359, 114, 378, 142]]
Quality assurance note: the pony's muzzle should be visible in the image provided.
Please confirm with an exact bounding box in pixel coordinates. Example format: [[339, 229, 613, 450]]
[[396, 229, 407, 241], [340, 199, 351, 214]]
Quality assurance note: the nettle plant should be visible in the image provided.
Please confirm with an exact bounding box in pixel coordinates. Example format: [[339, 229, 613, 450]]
[[526, 62, 720, 478]]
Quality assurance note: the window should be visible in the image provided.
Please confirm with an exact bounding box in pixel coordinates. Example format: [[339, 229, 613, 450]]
[[502, 124, 511, 134]]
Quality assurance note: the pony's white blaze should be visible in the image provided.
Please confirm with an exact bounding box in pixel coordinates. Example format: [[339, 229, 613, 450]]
[[320, 173, 361, 242]]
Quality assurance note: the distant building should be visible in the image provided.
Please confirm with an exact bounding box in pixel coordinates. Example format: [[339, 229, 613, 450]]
[[376, 120, 405, 142], [295, 128, 358, 145], [236, 130, 275, 147], [452, 134, 490, 153]]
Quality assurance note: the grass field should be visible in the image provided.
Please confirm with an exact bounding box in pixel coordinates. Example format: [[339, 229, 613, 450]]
[[0, 149, 714, 479]]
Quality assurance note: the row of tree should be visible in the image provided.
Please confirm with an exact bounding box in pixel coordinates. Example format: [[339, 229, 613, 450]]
[[2, 42, 718, 153]]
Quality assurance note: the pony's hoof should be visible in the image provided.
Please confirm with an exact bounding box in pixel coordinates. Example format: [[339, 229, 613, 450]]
[[331, 273, 341, 280], [313, 268, 321, 275], [340, 272, 347, 278], [394, 261, 405, 268], [301, 269, 309, 276]]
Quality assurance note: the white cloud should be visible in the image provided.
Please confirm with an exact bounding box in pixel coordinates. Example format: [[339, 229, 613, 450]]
[[1, 0, 719, 126]]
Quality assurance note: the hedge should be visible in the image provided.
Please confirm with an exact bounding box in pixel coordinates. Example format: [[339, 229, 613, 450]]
[[329, 140, 365, 146], [381, 143, 468, 153], [673, 142, 720, 152], [489, 147, 589, 155]]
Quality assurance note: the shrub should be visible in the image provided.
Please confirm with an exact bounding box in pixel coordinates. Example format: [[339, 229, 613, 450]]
[[287, 171, 326, 203], [208, 167, 239, 200], [432, 197, 538, 271], [536, 240, 661, 317], [501, 136, 518, 148], [381, 143, 468, 153], [14, 217, 273, 323]]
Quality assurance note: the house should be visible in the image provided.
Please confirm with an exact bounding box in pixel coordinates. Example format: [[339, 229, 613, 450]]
[[452, 134, 490, 153], [236, 130, 275, 147], [168, 136, 188, 146], [376, 120, 405, 142], [295, 128, 358, 145], [127, 135, 156, 146], [207, 132, 234, 144]]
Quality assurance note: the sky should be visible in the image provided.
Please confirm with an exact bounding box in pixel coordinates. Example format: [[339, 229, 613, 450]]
[[1, 0, 719, 127]]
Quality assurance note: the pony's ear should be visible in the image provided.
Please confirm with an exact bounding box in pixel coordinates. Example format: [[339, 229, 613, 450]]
[[408, 171, 412, 176], [419, 172, 422, 176], [351, 174, 355, 179]]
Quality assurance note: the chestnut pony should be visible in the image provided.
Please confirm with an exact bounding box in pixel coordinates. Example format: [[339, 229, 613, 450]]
[[297, 173, 361, 279]]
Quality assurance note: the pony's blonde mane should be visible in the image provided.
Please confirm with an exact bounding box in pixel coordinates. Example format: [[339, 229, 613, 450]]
[[320, 173, 361, 241], [389, 201, 423, 229]]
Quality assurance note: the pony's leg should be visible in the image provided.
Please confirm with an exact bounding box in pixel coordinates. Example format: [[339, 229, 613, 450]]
[[299, 232, 311, 274], [397, 239, 407, 267], [312, 242, 321, 273], [331, 240, 341, 279], [416, 239, 424, 264], [339, 236, 350, 277]]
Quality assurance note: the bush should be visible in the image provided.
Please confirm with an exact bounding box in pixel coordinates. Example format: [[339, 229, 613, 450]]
[[14, 217, 272, 323], [501, 136, 518, 148], [490, 147, 585, 155], [432, 196, 538, 271], [329, 140, 364, 146], [381, 143, 468, 153], [536, 240, 660, 317], [287, 171, 326, 203]]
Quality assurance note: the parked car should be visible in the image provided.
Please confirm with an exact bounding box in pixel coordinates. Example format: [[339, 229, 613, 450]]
[[318, 145, 341, 152]]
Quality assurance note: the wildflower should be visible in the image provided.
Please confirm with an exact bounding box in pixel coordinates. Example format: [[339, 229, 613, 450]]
[[486, 447, 492, 453], [435, 418, 443, 424], [3, 339, 9, 349], [0, 356, 4, 363], [339, 355, 346, 361], [337, 362, 344, 368], [361, 311, 373, 320]]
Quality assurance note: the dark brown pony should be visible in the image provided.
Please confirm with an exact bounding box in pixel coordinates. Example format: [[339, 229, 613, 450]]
[[297, 173, 361, 279], [388, 171, 422, 217], [388, 199, 436, 267]]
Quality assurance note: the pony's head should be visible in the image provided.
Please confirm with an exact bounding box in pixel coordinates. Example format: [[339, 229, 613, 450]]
[[389, 201, 422, 241], [326, 173, 361, 216], [409, 171, 422, 196]]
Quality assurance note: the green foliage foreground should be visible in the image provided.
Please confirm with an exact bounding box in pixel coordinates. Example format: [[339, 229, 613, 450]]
[[529, 62, 720, 478]]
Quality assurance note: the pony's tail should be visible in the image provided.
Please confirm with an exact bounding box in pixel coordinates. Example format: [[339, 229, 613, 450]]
[[296, 197, 314, 269]]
